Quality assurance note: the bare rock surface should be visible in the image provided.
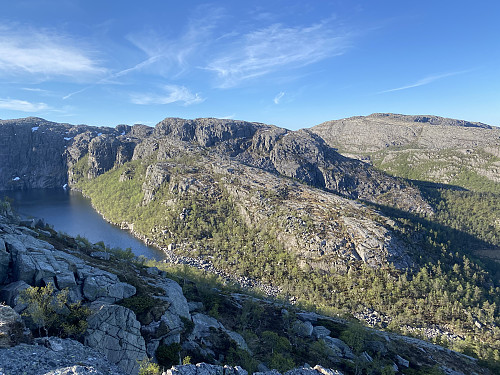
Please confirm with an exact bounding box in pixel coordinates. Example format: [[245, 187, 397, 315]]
[[85, 304, 146, 374], [0, 304, 31, 348], [0, 337, 127, 375]]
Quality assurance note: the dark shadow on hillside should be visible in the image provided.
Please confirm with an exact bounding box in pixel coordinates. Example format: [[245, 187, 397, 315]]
[[409, 179, 467, 192], [361, 196, 500, 282]]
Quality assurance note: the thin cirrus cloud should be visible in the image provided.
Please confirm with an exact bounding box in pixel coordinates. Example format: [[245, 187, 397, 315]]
[[130, 85, 205, 106], [274, 91, 285, 104], [379, 70, 469, 94], [0, 98, 49, 112], [205, 21, 350, 88], [0, 26, 105, 79], [126, 6, 225, 77]]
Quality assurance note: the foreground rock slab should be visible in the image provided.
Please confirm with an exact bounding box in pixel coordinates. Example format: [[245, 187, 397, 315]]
[[0, 337, 127, 375]]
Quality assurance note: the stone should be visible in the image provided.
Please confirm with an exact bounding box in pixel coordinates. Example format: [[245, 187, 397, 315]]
[[82, 273, 136, 302], [43, 365, 106, 374], [90, 252, 111, 261], [188, 301, 204, 312], [0, 337, 128, 375], [0, 304, 31, 348], [55, 272, 77, 290], [0, 280, 30, 309], [190, 313, 221, 339], [322, 337, 355, 360], [312, 326, 331, 339], [225, 329, 250, 353], [0, 240, 10, 284], [360, 351, 373, 363], [293, 320, 314, 337], [166, 364, 247, 375], [365, 340, 387, 356], [84, 304, 146, 374], [146, 266, 160, 275], [395, 354, 409, 368], [156, 278, 190, 319], [312, 365, 344, 375]]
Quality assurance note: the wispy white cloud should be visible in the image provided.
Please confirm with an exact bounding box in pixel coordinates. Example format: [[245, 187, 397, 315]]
[[126, 6, 225, 77], [22, 88, 50, 94], [131, 85, 205, 106], [0, 25, 105, 79], [379, 71, 469, 93], [205, 21, 350, 88], [274, 91, 285, 104], [0, 98, 49, 112]]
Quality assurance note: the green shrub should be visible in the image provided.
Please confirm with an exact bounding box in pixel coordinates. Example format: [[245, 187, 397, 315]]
[[19, 284, 68, 336], [19, 283, 91, 339], [118, 295, 157, 315], [138, 358, 160, 375], [156, 343, 181, 367]]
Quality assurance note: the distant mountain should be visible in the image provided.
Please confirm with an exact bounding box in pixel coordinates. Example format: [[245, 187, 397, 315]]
[[311, 113, 500, 192]]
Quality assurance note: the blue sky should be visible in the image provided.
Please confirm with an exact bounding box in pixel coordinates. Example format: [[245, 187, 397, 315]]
[[1, 1, 499, 130]]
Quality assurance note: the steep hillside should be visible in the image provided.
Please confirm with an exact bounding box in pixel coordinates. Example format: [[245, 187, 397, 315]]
[[311, 113, 500, 257], [0, 202, 494, 375]]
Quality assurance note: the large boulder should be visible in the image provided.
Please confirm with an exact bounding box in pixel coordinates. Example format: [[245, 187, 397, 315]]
[[166, 363, 248, 375], [0, 280, 30, 310], [155, 278, 190, 319], [82, 272, 136, 302], [85, 304, 146, 375], [0, 304, 31, 348], [322, 337, 355, 360]]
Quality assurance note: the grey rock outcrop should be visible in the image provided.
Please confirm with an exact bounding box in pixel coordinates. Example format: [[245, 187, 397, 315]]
[[0, 239, 9, 284], [82, 272, 136, 302], [0, 118, 116, 190], [322, 337, 355, 360], [85, 304, 146, 374], [0, 304, 31, 348], [0, 337, 128, 375], [154, 278, 190, 319]]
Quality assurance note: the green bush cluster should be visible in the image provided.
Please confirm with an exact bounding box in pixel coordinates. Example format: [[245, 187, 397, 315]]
[[19, 283, 90, 339]]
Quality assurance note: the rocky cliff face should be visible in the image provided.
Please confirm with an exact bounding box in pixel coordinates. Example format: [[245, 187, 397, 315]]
[[0, 118, 118, 190]]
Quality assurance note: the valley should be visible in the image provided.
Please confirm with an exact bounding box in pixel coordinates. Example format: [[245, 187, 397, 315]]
[[0, 114, 499, 374]]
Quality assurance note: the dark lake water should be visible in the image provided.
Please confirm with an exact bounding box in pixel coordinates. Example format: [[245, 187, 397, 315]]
[[1, 189, 165, 260]]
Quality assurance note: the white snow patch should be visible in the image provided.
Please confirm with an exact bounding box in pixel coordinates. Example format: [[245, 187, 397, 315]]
[[12, 177, 20, 181], [31, 126, 39, 132], [62, 184, 68, 189], [121, 131, 126, 136], [64, 137, 72, 141], [97, 132, 102, 136]]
